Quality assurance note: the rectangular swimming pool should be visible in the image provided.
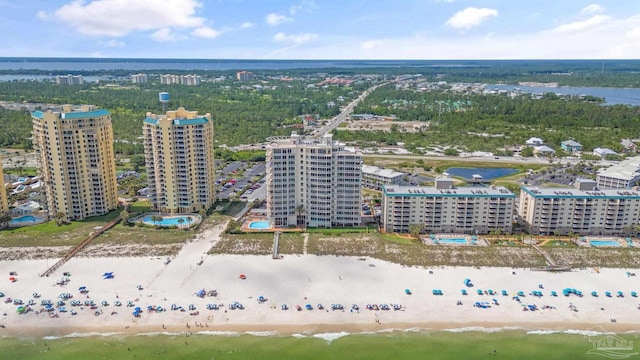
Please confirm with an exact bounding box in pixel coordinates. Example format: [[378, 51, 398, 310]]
[[438, 238, 468, 244], [589, 240, 621, 247]]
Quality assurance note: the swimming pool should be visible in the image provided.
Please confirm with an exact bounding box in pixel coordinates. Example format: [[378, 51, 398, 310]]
[[438, 238, 468, 244], [248, 221, 270, 229], [140, 215, 201, 227], [9, 215, 44, 225], [589, 240, 621, 247]]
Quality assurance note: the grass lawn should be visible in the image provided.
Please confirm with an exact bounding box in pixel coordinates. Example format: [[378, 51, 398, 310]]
[[306, 227, 376, 235], [128, 200, 151, 214], [94, 224, 194, 245], [2, 166, 38, 176], [217, 201, 247, 217], [0, 211, 120, 247]]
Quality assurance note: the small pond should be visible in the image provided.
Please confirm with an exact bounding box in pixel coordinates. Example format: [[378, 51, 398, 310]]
[[446, 167, 518, 180]]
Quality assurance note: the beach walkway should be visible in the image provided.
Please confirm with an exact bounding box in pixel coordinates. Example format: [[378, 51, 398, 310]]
[[532, 244, 559, 267], [272, 231, 281, 259], [39, 215, 122, 277]]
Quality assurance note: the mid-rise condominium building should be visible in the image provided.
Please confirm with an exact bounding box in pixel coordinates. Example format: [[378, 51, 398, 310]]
[[236, 71, 253, 81], [519, 179, 640, 236], [131, 73, 148, 84], [0, 162, 8, 214], [382, 176, 515, 234], [31, 105, 118, 220], [266, 133, 362, 228], [143, 107, 215, 213], [596, 156, 640, 189], [159, 74, 201, 86], [56, 75, 84, 85], [361, 164, 404, 191]]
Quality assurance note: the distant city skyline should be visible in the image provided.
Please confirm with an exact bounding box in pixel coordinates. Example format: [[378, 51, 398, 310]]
[[1, 0, 638, 59]]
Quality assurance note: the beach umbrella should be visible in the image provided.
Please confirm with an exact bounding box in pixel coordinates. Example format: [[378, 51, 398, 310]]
[[632, 292, 638, 297], [9, 277, 16, 282]]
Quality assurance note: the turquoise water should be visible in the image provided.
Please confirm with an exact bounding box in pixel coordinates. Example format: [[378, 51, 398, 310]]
[[141, 216, 196, 227], [446, 167, 518, 180], [589, 240, 621, 247], [9, 215, 44, 224], [249, 221, 270, 229], [438, 238, 468, 244]]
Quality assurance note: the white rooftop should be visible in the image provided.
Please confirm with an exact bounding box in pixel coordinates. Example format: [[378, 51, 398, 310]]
[[522, 186, 640, 199], [383, 185, 514, 197], [361, 164, 404, 179], [597, 156, 640, 181]]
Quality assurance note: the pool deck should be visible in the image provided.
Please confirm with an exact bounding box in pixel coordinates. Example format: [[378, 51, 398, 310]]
[[240, 217, 302, 233], [7, 213, 48, 228], [422, 234, 488, 246], [575, 236, 637, 248]]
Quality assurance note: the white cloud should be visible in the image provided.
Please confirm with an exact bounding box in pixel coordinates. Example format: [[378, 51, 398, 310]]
[[36, 10, 47, 20], [40, 0, 204, 37], [191, 26, 220, 39], [551, 15, 610, 33], [240, 22, 254, 29], [273, 32, 318, 44], [289, 0, 316, 14], [581, 4, 605, 15], [446, 7, 498, 29], [89, 51, 105, 58], [266, 13, 292, 26], [434, 0, 455, 2], [360, 40, 381, 50], [98, 39, 125, 47], [151, 28, 178, 42]]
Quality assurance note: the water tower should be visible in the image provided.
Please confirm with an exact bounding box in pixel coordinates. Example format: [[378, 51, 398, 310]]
[[159, 92, 170, 112]]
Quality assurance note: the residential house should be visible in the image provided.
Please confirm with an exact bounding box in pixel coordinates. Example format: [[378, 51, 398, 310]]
[[526, 137, 544, 147], [534, 145, 555, 156], [560, 140, 582, 152], [621, 139, 637, 153], [593, 147, 618, 159]]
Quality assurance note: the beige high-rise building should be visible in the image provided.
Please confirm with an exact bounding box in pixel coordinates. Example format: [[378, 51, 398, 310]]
[[266, 133, 362, 228], [31, 105, 118, 220], [143, 107, 215, 213], [0, 162, 8, 214]]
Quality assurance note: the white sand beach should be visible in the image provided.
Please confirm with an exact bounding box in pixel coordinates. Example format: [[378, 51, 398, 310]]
[[1, 225, 640, 338]]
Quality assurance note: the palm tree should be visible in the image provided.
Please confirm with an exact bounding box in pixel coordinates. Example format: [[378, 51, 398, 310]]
[[177, 217, 185, 229], [295, 204, 306, 228], [120, 210, 129, 226], [55, 211, 66, 226], [186, 216, 193, 228], [0, 213, 11, 229]]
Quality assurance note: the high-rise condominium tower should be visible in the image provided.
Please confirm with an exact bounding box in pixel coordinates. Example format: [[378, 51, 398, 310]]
[[143, 107, 215, 213], [31, 105, 118, 220], [266, 133, 362, 228]]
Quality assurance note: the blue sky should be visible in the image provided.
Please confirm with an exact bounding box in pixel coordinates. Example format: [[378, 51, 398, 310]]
[[1, 0, 639, 59]]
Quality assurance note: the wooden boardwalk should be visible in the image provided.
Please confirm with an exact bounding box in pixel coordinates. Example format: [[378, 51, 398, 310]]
[[40, 215, 122, 277]]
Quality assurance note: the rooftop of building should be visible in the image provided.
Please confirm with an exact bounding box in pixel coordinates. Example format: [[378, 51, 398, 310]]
[[521, 185, 640, 199], [31, 105, 109, 119], [361, 164, 404, 179], [561, 139, 582, 146], [144, 107, 211, 126], [266, 132, 353, 150], [383, 184, 515, 198], [596, 156, 640, 181]]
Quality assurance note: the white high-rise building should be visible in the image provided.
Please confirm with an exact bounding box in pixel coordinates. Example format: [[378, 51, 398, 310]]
[[131, 73, 148, 84], [159, 74, 201, 86], [56, 75, 84, 85], [266, 133, 362, 228]]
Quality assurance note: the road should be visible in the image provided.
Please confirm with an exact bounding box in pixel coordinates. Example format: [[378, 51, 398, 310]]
[[310, 82, 389, 138], [361, 153, 556, 165]]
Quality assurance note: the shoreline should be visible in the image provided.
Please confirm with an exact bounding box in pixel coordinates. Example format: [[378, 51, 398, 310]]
[[2, 224, 640, 340], [4, 321, 640, 340]]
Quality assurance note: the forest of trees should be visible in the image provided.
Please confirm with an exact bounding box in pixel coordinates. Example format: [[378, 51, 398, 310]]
[[0, 79, 366, 151], [341, 85, 640, 153]]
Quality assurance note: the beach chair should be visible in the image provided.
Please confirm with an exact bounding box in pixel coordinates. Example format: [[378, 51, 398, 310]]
[[551, 291, 558, 297], [632, 292, 638, 297], [477, 289, 483, 295], [501, 290, 508, 296], [605, 292, 612, 297], [461, 289, 468, 295], [591, 291, 598, 297]]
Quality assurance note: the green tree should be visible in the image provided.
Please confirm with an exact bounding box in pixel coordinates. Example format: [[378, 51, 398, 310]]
[[120, 210, 130, 226]]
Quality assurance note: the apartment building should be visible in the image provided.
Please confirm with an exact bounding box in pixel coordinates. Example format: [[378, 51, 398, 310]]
[[236, 71, 253, 81], [56, 75, 84, 85], [266, 133, 362, 228], [143, 107, 215, 213], [519, 179, 640, 236], [131, 73, 148, 84], [159, 74, 201, 86], [596, 156, 640, 189], [382, 177, 515, 234], [0, 162, 8, 214], [31, 105, 118, 220], [362, 164, 404, 191]]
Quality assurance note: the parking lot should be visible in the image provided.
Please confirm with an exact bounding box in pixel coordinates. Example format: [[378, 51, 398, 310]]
[[216, 161, 266, 200]]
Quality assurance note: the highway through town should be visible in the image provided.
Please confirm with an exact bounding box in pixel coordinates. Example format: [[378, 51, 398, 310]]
[[310, 82, 389, 138]]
